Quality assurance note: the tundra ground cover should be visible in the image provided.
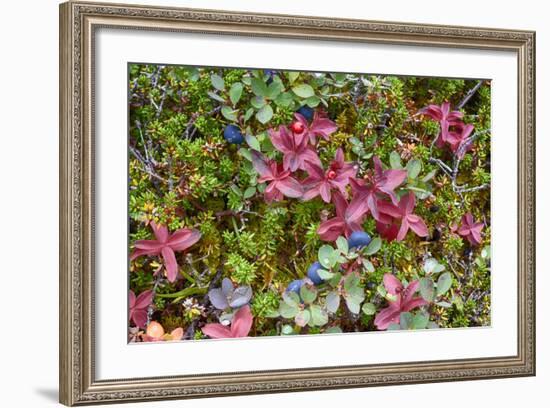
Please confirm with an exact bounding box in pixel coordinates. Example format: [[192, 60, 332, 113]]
[[128, 64, 491, 342]]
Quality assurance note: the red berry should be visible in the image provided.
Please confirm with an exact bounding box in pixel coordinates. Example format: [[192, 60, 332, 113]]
[[290, 121, 305, 134]]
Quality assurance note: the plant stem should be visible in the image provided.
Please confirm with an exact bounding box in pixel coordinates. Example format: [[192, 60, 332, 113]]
[[156, 286, 208, 299]]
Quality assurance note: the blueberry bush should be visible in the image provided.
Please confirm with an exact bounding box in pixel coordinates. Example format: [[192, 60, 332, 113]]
[[128, 64, 491, 342]]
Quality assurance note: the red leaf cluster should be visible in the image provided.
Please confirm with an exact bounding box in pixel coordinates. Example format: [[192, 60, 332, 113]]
[[252, 110, 429, 243]]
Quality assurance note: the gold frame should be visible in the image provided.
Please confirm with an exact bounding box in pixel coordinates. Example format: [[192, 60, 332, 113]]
[[59, 1, 536, 405]]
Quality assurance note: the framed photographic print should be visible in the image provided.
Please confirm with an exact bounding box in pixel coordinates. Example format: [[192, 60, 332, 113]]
[[59, 1, 536, 405]]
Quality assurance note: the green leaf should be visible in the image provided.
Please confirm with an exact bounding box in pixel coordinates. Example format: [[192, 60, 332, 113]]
[[244, 107, 254, 123], [281, 324, 294, 335], [324, 326, 342, 334], [274, 92, 293, 107], [332, 73, 346, 82], [238, 147, 252, 161], [309, 305, 328, 326], [300, 285, 317, 304], [406, 159, 422, 179], [295, 309, 311, 327], [399, 312, 413, 330], [453, 296, 464, 312], [279, 302, 299, 318], [255, 104, 273, 124], [229, 82, 243, 106], [327, 250, 343, 268], [419, 277, 435, 302], [221, 106, 238, 121], [362, 302, 376, 315], [317, 268, 335, 280], [344, 274, 360, 292], [436, 272, 453, 296], [282, 291, 300, 307], [244, 134, 261, 151], [318, 245, 335, 268], [436, 301, 452, 308], [230, 184, 242, 197], [364, 237, 382, 255], [345, 297, 361, 314], [243, 186, 256, 199], [389, 151, 402, 169], [251, 77, 268, 97], [304, 95, 321, 107], [250, 96, 267, 109], [387, 323, 401, 330], [186, 67, 199, 81], [422, 169, 437, 182], [347, 290, 365, 308], [266, 81, 283, 99], [326, 291, 340, 313], [266, 310, 280, 318], [336, 236, 349, 255], [412, 312, 429, 329], [344, 278, 365, 314], [481, 245, 491, 259], [328, 272, 342, 287], [292, 83, 315, 98], [210, 74, 225, 91], [423, 258, 445, 275], [362, 259, 375, 273], [207, 91, 226, 103], [409, 184, 432, 199], [287, 71, 299, 84]]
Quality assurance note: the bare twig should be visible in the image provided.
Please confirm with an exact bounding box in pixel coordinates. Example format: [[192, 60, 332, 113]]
[[134, 120, 152, 164], [429, 130, 490, 200], [155, 84, 168, 119], [129, 146, 167, 183], [455, 184, 490, 194], [428, 157, 453, 176], [457, 80, 483, 110], [215, 209, 264, 219], [445, 255, 462, 281]]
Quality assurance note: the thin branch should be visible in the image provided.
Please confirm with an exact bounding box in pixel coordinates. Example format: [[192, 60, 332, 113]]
[[134, 120, 151, 163], [129, 146, 167, 183], [155, 85, 168, 119], [457, 80, 483, 110], [215, 209, 265, 219], [428, 157, 453, 176], [455, 183, 490, 194]]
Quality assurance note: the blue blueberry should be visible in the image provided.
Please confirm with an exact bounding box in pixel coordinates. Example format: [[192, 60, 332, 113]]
[[286, 279, 304, 294], [223, 125, 244, 144], [348, 231, 372, 249], [307, 261, 324, 285], [296, 105, 314, 122]]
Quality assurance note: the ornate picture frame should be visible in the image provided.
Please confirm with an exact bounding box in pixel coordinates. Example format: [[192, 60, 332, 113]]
[[59, 1, 535, 405]]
